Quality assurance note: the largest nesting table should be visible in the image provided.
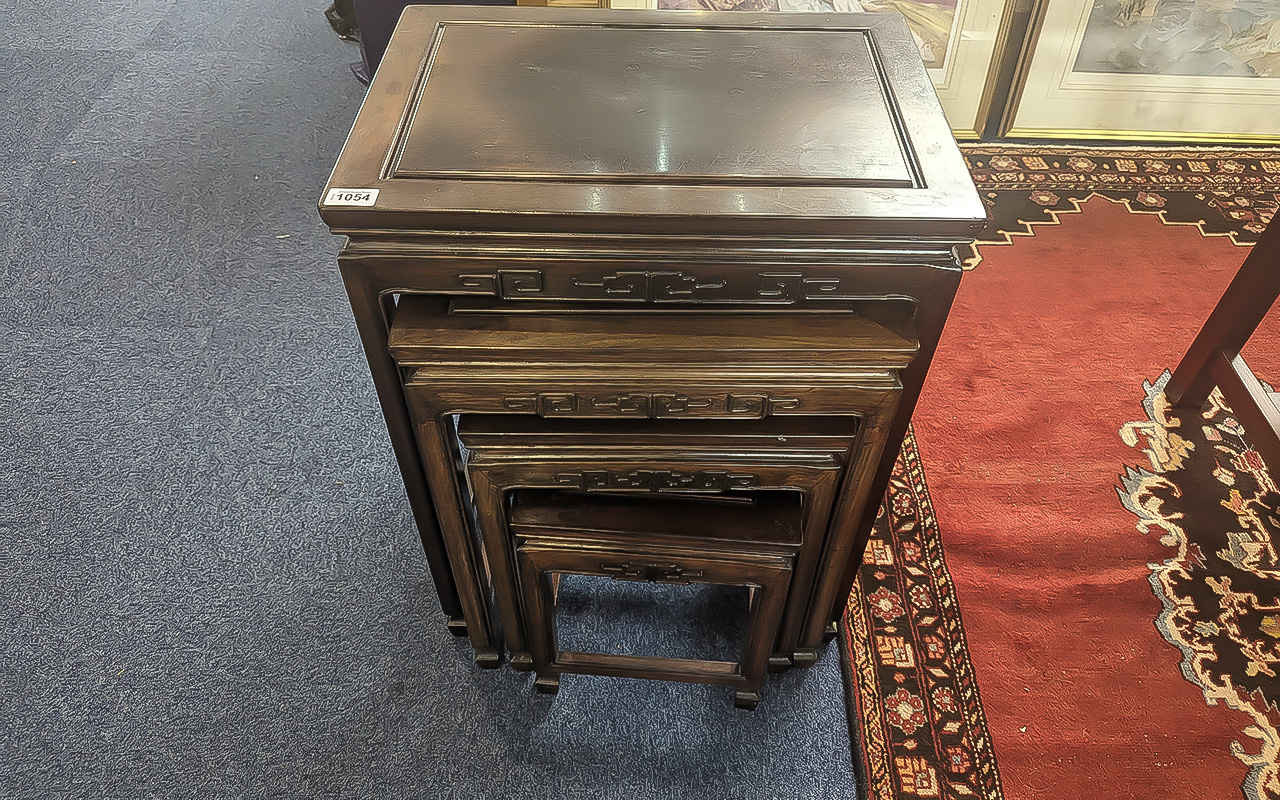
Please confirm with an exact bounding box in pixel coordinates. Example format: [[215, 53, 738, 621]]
[[319, 6, 984, 678]]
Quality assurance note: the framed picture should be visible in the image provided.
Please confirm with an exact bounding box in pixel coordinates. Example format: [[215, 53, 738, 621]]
[[1004, 0, 1280, 142], [645, 0, 1020, 138], [859, 0, 1019, 137]]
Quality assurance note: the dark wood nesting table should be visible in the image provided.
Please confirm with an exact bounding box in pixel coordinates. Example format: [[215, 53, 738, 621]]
[[319, 6, 984, 702]]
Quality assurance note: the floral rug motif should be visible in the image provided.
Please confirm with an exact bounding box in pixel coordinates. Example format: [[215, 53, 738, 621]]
[[961, 145, 1280, 268], [842, 428, 1002, 800], [830, 147, 1280, 798], [1118, 372, 1280, 800]]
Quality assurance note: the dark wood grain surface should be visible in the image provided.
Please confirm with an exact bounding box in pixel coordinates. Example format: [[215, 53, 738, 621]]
[[388, 295, 918, 366], [1169, 216, 1280, 472], [508, 489, 804, 548], [319, 7, 984, 237], [391, 26, 913, 185]]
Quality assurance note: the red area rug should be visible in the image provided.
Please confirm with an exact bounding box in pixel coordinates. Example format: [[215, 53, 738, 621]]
[[841, 146, 1280, 800]]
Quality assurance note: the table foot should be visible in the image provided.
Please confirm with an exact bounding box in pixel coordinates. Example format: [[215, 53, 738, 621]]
[[446, 616, 468, 637], [791, 648, 820, 668]]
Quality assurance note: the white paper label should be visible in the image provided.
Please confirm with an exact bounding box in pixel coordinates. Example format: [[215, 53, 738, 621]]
[[324, 187, 379, 207]]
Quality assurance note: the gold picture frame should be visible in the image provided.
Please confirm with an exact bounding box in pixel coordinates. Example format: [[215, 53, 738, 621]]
[[1003, 0, 1280, 143], [861, 0, 1020, 138]]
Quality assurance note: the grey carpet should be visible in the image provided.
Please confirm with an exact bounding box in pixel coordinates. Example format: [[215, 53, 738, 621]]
[[0, 2, 861, 796]]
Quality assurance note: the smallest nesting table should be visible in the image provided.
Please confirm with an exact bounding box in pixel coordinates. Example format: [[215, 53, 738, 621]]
[[511, 491, 803, 709]]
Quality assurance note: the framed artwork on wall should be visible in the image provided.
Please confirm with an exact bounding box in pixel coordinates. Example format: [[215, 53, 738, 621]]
[[859, 0, 1019, 138], [647, 0, 1020, 138], [1003, 0, 1280, 142]]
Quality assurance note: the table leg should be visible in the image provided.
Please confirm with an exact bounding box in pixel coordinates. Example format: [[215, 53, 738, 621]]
[[829, 266, 963, 625], [1166, 219, 1280, 408], [339, 268, 468, 634]]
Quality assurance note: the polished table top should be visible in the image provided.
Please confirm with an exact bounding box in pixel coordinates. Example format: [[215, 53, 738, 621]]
[[393, 25, 914, 187], [320, 6, 984, 239]]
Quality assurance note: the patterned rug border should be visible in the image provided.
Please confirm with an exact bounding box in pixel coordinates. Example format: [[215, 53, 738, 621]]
[[844, 426, 1002, 799], [963, 192, 1246, 266], [959, 145, 1280, 269], [965, 144, 1280, 155]]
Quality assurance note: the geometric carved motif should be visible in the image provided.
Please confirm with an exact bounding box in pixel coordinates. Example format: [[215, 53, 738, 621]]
[[453, 269, 902, 305], [553, 469, 758, 493], [502, 392, 800, 418], [600, 562, 705, 584]]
